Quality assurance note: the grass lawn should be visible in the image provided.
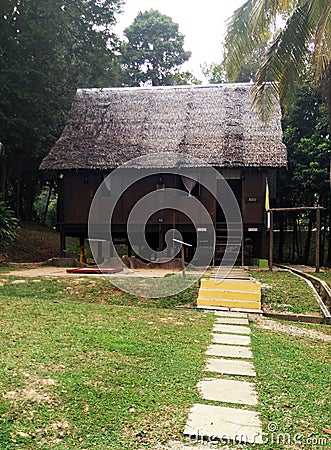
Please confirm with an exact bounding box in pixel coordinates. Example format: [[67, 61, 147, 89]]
[[0, 276, 214, 449], [311, 271, 331, 288], [1, 275, 331, 449], [247, 320, 331, 450], [251, 270, 322, 315]]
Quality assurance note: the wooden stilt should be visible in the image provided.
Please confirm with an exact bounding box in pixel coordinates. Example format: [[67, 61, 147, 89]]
[[60, 228, 66, 257], [269, 211, 274, 271], [316, 208, 321, 273]]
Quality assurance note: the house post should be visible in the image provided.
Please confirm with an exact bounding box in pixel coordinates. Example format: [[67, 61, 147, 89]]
[[60, 227, 66, 258], [269, 211, 274, 271], [316, 208, 321, 273]]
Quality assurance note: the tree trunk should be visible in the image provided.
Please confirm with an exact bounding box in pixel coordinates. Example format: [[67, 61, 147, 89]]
[[278, 213, 285, 262], [42, 180, 54, 225], [303, 214, 313, 264], [327, 212, 331, 267], [291, 217, 296, 262], [0, 143, 5, 199]]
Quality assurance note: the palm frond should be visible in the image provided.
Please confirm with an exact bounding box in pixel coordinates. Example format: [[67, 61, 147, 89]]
[[224, 0, 270, 81], [250, 0, 296, 31], [252, 2, 313, 123], [313, 0, 331, 81]]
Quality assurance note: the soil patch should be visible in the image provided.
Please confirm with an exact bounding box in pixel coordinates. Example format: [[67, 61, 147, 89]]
[[1, 222, 75, 263]]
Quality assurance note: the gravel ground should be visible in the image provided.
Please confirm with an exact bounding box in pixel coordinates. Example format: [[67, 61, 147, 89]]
[[253, 316, 331, 341]]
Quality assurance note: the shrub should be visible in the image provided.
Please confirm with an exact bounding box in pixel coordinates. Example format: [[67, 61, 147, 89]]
[[0, 201, 19, 248]]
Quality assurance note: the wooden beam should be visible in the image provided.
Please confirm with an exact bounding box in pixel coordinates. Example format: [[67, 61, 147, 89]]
[[269, 207, 325, 212]]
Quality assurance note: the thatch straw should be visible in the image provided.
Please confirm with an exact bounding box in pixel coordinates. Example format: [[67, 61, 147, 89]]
[[40, 84, 286, 170]]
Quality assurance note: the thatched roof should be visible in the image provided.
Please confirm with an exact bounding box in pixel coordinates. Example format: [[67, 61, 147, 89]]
[[40, 84, 286, 170]]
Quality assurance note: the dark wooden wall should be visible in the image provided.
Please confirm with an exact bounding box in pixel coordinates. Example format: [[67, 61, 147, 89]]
[[58, 169, 274, 232]]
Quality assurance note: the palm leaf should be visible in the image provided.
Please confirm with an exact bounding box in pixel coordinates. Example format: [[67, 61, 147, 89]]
[[313, 0, 331, 80], [224, 0, 270, 81], [252, 2, 313, 123], [250, 0, 297, 31]]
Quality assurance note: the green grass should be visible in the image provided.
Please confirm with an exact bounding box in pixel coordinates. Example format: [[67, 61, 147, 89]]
[[0, 275, 199, 308], [247, 321, 331, 450], [311, 271, 331, 288], [0, 277, 214, 449], [251, 270, 322, 315], [0, 266, 17, 274], [1, 276, 330, 449]]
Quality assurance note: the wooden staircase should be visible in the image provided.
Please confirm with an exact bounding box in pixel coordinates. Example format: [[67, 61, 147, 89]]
[[197, 269, 262, 312], [213, 222, 242, 266]]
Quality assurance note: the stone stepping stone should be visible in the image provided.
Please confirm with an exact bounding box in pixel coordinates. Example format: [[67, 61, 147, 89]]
[[206, 344, 253, 359], [212, 333, 250, 346], [214, 311, 248, 318], [216, 317, 249, 325], [206, 358, 256, 377], [197, 378, 258, 406], [213, 324, 251, 335], [184, 403, 263, 444]]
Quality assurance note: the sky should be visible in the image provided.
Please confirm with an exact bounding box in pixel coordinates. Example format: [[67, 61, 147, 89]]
[[114, 0, 246, 81]]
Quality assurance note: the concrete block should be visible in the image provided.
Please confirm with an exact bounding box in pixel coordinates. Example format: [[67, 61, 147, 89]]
[[216, 317, 249, 325], [206, 358, 256, 377], [212, 333, 251, 346], [184, 403, 263, 444], [206, 344, 253, 359], [197, 378, 258, 405]]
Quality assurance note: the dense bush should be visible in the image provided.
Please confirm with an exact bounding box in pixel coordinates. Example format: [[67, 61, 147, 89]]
[[0, 201, 19, 248]]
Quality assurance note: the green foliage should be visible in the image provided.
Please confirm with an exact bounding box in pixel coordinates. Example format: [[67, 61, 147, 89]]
[[33, 188, 58, 228], [0, 0, 123, 219], [201, 63, 227, 84], [170, 71, 201, 86], [280, 85, 331, 206], [122, 9, 191, 86], [223, 0, 331, 125], [0, 200, 19, 247]]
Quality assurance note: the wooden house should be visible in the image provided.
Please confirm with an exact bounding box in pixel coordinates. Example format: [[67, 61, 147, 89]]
[[40, 84, 287, 265]]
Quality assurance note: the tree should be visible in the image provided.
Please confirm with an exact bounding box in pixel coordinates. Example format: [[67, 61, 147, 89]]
[[0, 0, 122, 219], [122, 10, 191, 86], [278, 85, 331, 264], [201, 63, 227, 84], [223, 0, 331, 125]]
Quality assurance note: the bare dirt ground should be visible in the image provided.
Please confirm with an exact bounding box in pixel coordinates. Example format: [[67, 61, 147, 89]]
[[0, 222, 65, 263], [1, 265, 180, 278]]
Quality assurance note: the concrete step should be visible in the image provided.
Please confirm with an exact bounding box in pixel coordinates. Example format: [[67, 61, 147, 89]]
[[197, 277, 262, 310], [200, 278, 261, 292], [198, 288, 261, 301], [197, 298, 261, 310]]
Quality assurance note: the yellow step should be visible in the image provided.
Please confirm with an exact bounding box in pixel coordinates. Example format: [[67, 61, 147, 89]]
[[200, 278, 261, 293], [197, 298, 261, 310], [198, 288, 261, 301]]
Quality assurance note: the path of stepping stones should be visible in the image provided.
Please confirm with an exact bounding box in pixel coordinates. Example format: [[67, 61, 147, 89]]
[[184, 311, 263, 445]]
